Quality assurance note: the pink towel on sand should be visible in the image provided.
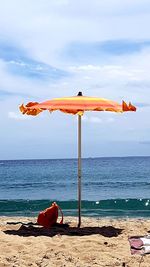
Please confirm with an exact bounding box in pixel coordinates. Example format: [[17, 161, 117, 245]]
[[129, 236, 150, 255]]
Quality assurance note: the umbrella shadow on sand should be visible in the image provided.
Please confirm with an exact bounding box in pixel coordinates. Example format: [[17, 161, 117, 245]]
[[4, 223, 123, 238]]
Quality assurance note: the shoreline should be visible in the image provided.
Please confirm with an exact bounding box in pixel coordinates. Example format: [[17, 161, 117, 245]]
[[1, 214, 150, 220], [1, 198, 150, 219], [1, 216, 150, 266]]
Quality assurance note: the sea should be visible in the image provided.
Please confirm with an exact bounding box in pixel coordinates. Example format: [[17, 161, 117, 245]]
[[0, 157, 150, 218]]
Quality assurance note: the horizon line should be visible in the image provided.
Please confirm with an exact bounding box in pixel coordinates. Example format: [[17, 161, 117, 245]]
[[0, 155, 150, 161]]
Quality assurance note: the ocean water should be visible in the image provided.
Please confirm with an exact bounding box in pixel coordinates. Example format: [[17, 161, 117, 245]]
[[0, 157, 150, 217]]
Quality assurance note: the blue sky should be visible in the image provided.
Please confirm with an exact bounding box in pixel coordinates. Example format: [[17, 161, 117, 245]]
[[0, 0, 150, 159]]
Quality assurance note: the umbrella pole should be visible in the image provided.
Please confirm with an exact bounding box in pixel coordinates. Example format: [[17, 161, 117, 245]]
[[78, 114, 81, 227]]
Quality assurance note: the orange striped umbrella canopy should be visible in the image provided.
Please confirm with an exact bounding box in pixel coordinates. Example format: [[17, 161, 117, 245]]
[[19, 91, 136, 116], [19, 92, 136, 227]]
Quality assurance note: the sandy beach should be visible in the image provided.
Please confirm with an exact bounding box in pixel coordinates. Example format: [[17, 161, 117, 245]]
[[0, 216, 150, 267]]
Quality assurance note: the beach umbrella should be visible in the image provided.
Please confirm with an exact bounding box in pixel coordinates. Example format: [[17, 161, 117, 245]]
[[19, 92, 136, 227]]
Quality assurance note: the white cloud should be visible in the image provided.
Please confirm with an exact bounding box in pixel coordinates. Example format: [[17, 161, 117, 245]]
[[82, 115, 116, 124], [0, 0, 150, 158], [82, 115, 102, 124], [107, 118, 115, 123], [70, 64, 141, 80], [0, 0, 150, 67], [90, 117, 103, 124], [8, 111, 30, 120]]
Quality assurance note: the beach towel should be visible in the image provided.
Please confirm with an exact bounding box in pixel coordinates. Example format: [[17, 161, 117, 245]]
[[129, 236, 150, 255], [37, 202, 63, 228]]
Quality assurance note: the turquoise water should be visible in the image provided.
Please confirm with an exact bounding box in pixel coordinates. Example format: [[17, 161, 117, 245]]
[[0, 157, 150, 217]]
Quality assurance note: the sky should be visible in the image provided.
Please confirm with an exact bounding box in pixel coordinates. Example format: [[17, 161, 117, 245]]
[[0, 0, 150, 159]]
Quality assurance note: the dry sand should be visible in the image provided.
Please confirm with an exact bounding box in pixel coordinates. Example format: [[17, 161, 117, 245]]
[[0, 216, 150, 267]]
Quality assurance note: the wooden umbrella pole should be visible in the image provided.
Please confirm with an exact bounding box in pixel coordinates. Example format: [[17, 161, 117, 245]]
[[78, 114, 81, 227]]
